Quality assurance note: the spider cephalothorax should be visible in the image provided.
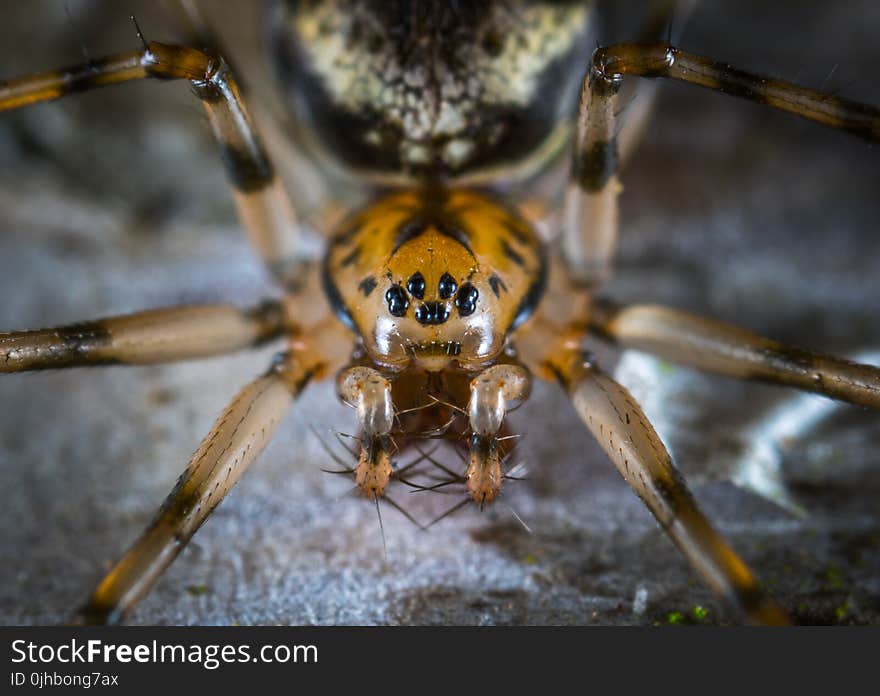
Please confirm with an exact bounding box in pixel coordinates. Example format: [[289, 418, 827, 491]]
[[325, 189, 545, 371]]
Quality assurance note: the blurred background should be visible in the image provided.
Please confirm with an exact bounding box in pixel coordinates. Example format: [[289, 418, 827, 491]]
[[0, 0, 878, 625]]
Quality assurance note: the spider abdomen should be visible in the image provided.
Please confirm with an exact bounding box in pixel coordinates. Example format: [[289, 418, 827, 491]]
[[269, 0, 592, 178]]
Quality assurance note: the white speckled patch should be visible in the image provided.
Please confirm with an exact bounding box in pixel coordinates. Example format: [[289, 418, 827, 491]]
[[293, 0, 590, 169]]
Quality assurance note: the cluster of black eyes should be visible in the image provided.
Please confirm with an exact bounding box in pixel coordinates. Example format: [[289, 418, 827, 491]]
[[384, 271, 479, 319]]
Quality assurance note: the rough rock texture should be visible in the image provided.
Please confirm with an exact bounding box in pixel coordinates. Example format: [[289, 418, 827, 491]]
[[0, 0, 878, 626]]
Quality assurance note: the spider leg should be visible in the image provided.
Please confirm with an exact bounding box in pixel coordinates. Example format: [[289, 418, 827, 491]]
[[589, 297, 880, 409], [562, 41, 880, 288], [0, 42, 307, 290], [562, 66, 620, 289], [549, 350, 790, 625], [75, 350, 313, 625], [614, 0, 701, 163], [0, 301, 284, 372]]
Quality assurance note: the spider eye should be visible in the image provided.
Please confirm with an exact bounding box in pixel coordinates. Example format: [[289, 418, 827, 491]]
[[414, 302, 450, 325], [455, 283, 479, 317], [385, 285, 409, 317], [438, 272, 458, 299], [406, 272, 426, 299]]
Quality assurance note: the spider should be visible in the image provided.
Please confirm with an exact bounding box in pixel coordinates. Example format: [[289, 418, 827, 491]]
[[1, 0, 879, 626]]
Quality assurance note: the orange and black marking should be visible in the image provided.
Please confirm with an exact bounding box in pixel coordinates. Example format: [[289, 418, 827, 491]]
[[324, 189, 545, 370]]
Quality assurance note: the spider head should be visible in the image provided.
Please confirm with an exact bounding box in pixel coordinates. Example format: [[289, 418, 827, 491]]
[[325, 189, 546, 371], [371, 227, 500, 371]]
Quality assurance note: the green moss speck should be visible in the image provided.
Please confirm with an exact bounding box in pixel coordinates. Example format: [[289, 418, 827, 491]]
[[657, 361, 675, 375], [825, 567, 844, 591], [667, 611, 684, 625]]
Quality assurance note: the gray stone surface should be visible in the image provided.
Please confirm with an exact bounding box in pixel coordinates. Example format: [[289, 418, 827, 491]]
[[0, 0, 878, 625]]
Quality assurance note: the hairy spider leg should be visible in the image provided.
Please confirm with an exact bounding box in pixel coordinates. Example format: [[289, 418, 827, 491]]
[[0, 41, 308, 290], [0, 302, 285, 372], [588, 298, 880, 409], [76, 351, 315, 625], [63, 309, 351, 625], [537, 346, 790, 625], [562, 42, 880, 287], [515, 267, 880, 624]]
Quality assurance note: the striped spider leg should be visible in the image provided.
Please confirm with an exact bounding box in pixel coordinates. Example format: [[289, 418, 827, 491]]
[[563, 42, 880, 287], [76, 342, 318, 625], [544, 40, 880, 623], [1, 291, 350, 624], [588, 299, 880, 411], [0, 38, 350, 623], [517, 275, 880, 624], [0, 38, 310, 290], [524, 160, 880, 623]]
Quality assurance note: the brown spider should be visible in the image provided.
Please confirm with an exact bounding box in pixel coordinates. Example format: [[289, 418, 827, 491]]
[[1, 1, 879, 626]]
